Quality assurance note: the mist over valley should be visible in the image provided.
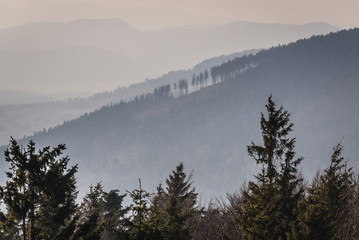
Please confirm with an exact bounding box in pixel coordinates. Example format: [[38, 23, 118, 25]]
[[1, 1, 359, 238], [1, 28, 358, 201]]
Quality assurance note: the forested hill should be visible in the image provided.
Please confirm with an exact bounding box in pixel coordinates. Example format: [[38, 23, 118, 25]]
[[2, 28, 359, 199], [0, 49, 257, 146]]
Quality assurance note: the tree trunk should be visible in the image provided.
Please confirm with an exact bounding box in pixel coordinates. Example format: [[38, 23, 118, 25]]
[[23, 215, 26, 240]]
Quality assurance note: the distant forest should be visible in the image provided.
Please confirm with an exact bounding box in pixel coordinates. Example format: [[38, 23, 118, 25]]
[[0, 96, 358, 240], [1, 28, 359, 239], [6, 28, 357, 197]]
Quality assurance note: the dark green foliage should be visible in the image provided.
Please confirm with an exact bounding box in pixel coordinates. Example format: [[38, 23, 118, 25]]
[[162, 163, 198, 239], [146, 184, 166, 239], [147, 163, 198, 240], [3, 29, 359, 204], [298, 143, 356, 240], [53, 215, 79, 240], [2, 27, 359, 237], [0, 138, 78, 240], [238, 96, 303, 240], [239, 181, 282, 239], [70, 183, 130, 240], [1, 128, 359, 239], [127, 179, 151, 240]]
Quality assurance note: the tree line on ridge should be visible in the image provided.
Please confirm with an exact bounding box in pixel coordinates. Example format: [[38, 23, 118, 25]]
[[0, 96, 358, 240]]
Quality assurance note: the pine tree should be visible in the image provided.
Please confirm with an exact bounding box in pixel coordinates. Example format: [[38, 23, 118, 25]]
[[239, 178, 281, 239], [0, 138, 78, 240], [70, 183, 129, 240], [238, 96, 303, 239], [128, 179, 151, 240], [298, 143, 355, 240], [68, 183, 104, 240], [147, 163, 198, 240], [147, 184, 166, 240], [163, 163, 198, 240], [199, 72, 204, 88], [204, 70, 209, 87], [102, 189, 129, 240], [191, 75, 196, 91]]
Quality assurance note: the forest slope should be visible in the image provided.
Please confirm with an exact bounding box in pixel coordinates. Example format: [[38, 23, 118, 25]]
[[0, 49, 257, 145], [1, 29, 358, 199]]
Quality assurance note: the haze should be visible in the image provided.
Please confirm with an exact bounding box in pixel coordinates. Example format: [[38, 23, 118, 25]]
[[0, 0, 356, 149], [1, 0, 358, 30]]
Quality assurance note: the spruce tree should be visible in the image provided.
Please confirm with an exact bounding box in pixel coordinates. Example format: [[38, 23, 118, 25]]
[[298, 143, 355, 239], [204, 70, 209, 87], [147, 184, 166, 240], [191, 75, 196, 91], [128, 179, 151, 240], [238, 96, 303, 239], [102, 189, 129, 240], [147, 163, 198, 240], [163, 163, 198, 240], [70, 183, 129, 240], [0, 138, 78, 240]]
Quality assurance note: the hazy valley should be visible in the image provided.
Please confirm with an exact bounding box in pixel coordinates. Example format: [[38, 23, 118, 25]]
[[1, 1, 359, 236], [0, 19, 338, 146], [0, 19, 337, 96], [2, 28, 358, 201]]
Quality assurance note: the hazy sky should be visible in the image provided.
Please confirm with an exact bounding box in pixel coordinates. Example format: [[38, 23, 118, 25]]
[[0, 0, 358, 30]]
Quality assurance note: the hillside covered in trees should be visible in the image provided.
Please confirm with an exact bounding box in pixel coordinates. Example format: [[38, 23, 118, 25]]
[[1, 96, 358, 239], [1, 28, 359, 203], [0, 49, 257, 146]]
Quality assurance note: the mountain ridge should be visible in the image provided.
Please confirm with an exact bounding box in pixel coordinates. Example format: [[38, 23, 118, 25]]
[[0, 18, 338, 88], [1, 28, 357, 199], [0, 49, 257, 145], [0, 45, 152, 94]]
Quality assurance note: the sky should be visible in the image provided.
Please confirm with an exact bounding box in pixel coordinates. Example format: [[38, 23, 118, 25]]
[[0, 0, 358, 30]]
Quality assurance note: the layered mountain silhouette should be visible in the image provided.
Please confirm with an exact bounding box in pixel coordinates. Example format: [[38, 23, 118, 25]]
[[2, 28, 358, 200], [0, 19, 337, 97], [0, 49, 256, 145], [0, 46, 152, 94]]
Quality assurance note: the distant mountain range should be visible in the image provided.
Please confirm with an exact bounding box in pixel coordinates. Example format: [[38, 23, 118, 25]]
[[0, 49, 257, 145], [2, 28, 358, 200], [0, 19, 337, 96], [0, 89, 53, 105], [0, 45, 152, 94]]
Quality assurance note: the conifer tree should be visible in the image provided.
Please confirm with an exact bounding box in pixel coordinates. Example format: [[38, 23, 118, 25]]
[[70, 183, 129, 240], [191, 75, 196, 91], [147, 184, 166, 240], [0, 138, 78, 240], [102, 189, 129, 240], [298, 143, 355, 240], [199, 72, 204, 88], [238, 96, 303, 239], [204, 70, 209, 87], [147, 163, 198, 240], [163, 163, 198, 240], [128, 179, 151, 240]]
